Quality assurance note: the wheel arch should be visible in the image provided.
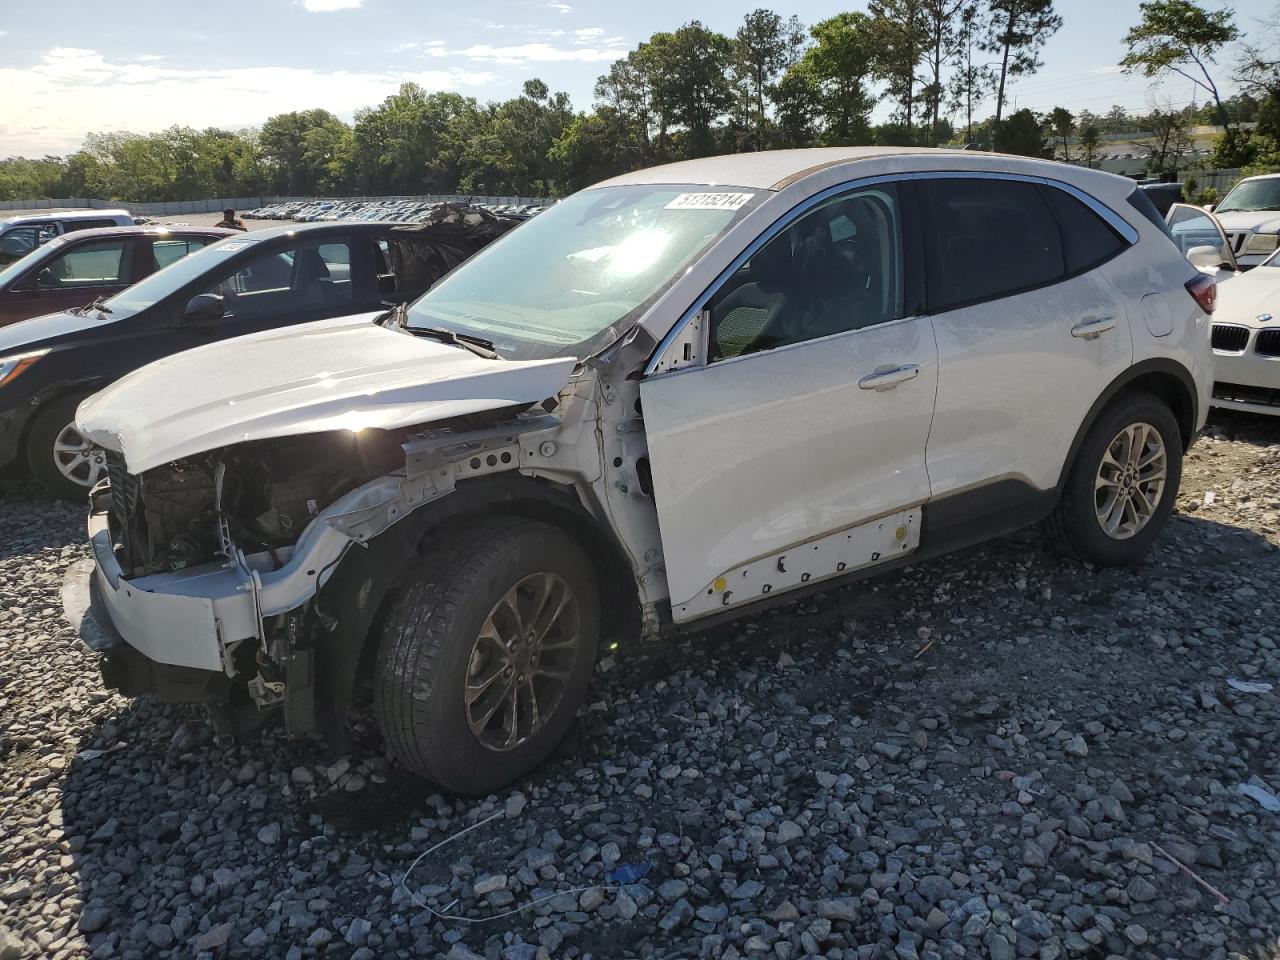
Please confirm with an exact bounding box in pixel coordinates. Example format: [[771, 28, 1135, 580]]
[[1056, 358, 1198, 491], [309, 473, 641, 741], [17, 378, 111, 473]]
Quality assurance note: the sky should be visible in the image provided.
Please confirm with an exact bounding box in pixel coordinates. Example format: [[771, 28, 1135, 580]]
[[0, 0, 1276, 157]]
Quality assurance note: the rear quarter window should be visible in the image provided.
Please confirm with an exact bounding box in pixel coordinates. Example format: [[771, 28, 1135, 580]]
[[1038, 185, 1128, 274]]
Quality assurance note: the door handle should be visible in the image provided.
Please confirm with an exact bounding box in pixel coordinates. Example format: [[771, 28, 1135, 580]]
[[1071, 316, 1116, 340], [858, 363, 920, 391]]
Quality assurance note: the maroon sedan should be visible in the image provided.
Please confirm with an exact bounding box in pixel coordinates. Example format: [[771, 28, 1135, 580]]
[[0, 225, 236, 327]]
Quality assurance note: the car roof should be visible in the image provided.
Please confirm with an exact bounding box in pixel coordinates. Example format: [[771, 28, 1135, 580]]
[[1, 209, 131, 226], [592, 146, 1134, 194], [49, 225, 238, 242], [238, 220, 411, 241]]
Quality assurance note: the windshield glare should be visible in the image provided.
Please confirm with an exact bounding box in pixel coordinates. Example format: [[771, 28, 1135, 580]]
[[406, 184, 762, 360], [1217, 178, 1280, 213], [103, 236, 257, 318]]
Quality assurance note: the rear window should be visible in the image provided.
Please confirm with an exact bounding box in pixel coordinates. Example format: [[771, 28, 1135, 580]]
[[1038, 186, 1127, 274]]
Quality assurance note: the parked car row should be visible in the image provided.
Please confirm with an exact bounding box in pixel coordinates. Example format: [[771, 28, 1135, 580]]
[[1167, 200, 1280, 416], [52, 146, 1227, 795], [0, 205, 520, 498], [0, 209, 136, 265], [244, 198, 550, 223]]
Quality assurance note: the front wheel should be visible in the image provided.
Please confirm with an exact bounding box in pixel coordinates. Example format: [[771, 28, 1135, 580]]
[[26, 393, 105, 502], [1043, 392, 1183, 566], [373, 518, 600, 794]]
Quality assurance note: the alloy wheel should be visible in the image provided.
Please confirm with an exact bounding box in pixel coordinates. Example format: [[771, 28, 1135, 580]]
[[464, 572, 582, 752], [1094, 421, 1167, 540], [52, 422, 106, 489]]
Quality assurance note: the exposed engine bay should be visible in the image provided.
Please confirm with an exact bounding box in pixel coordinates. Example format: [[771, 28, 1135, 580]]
[[105, 431, 405, 578]]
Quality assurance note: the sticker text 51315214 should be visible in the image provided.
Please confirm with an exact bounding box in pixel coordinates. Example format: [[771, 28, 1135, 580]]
[[664, 192, 755, 212]]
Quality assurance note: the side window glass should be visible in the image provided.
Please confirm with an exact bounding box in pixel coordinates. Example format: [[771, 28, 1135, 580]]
[[1, 226, 57, 263], [708, 183, 904, 361], [152, 238, 213, 269], [1039, 186, 1127, 274], [34, 240, 130, 289], [923, 178, 1064, 313], [198, 240, 353, 320]]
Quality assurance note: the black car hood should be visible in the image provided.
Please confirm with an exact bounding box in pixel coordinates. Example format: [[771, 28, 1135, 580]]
[[0, 309, 116, 354]]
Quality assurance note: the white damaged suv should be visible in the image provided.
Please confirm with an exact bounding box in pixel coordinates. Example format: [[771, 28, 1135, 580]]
[[65, 148, 1214, 794]]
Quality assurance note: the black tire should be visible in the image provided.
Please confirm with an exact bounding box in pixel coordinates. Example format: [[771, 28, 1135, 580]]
[[26, 392, 102, 502], [373, 517, 600, 794], [1043, 391, 1183, 566]]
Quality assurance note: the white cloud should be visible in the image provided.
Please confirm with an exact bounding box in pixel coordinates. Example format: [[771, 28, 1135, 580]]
[[546, 1, 572, 12], [298, 0, 363, 10], [459, 41, 627, 65], [0, 47, 498, 156], [574, 27, 604, 42]]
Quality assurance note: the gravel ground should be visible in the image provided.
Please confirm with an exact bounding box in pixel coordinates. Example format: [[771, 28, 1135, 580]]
[[1, 413, 1279, 960]]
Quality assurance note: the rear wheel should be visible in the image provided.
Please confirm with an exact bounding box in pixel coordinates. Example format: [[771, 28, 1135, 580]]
[[1043, 392, 1183, 565], [373, 518, 600, 794], [26, 393, 104, 502]]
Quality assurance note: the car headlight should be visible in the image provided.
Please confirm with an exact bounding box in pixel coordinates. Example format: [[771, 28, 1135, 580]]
[[0, 349, 50, 388], [1245, 233, 1280, 254]]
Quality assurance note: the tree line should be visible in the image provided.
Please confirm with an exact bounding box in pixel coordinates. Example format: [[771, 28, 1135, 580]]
[[2, 0, 1278, 203]]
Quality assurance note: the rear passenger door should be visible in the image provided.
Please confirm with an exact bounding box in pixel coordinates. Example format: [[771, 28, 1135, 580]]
[[920, 176, 1134, 500]]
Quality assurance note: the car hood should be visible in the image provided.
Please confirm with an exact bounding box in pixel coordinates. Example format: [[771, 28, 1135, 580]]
[[1215, 267, 1280, 327], [77, 312, 578, 474], [1214, 210, 1280, 234], [0, 309, 114, 353]]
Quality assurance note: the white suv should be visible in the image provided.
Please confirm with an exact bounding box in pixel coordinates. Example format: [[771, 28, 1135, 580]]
[[65, 148, 1213, 793], [1210, 173, 1280, 269]]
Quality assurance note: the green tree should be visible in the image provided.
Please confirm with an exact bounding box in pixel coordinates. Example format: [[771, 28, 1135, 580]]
[[919, 0, 967, 146], [949, 2, 995, 143], [1142, 104, 1192, 177], [1120, 0, 1238, 132], [549, 107, 646, 192], [733, 9, 806, 149], [982, 0, 1062, 124], [1047, 106, 1074, 161], [786, 12, 878, 145], [1079, 124, 1101, 167], [868, 0, 928, 142], [993, 108, 1050, 157], [594, 47, 660, 162], [645, 22, 737, 157], [260, 109, 351, 195]]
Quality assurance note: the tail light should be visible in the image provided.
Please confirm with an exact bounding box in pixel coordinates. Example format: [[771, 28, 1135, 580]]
[[1186, 274, 1217, 314]]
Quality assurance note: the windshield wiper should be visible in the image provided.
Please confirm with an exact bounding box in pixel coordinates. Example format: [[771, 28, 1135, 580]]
[[77, 296, 113, 316], [379, 301, 499, 358], [408, 325, 499, 359]]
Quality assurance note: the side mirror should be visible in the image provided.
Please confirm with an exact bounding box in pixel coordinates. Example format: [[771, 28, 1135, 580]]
[[183, 293, 226, 325], [36, 268, 58, 288], [1204, 203, 1216, 213], [1186, 245, 1224, 271]]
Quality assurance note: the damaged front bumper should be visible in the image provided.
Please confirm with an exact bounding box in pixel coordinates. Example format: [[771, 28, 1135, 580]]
[[65, 476, 413, 698]]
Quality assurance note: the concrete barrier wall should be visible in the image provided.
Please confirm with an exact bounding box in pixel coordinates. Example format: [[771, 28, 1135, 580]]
[[0, 194, 555, 214]]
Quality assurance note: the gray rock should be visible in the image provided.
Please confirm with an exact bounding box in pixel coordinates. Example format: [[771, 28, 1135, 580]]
[[817, 898, 860, 922], [658, 898, 694, 932]]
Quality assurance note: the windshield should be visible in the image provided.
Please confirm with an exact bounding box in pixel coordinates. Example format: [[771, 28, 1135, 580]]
[[0, 234, 64, 288], [406, 184, 762, 360], [103, 235, 261, 318], [1216, 178, 1280, 213]]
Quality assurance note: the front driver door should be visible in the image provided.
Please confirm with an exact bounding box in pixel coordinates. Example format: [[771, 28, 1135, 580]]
[[2, 235, 139, 324], [640, 181, 938, 623]]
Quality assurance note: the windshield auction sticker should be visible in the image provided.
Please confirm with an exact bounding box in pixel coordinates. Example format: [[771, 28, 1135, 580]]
[[216, 239, 258, 252], [665, 192, 755, 211]]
